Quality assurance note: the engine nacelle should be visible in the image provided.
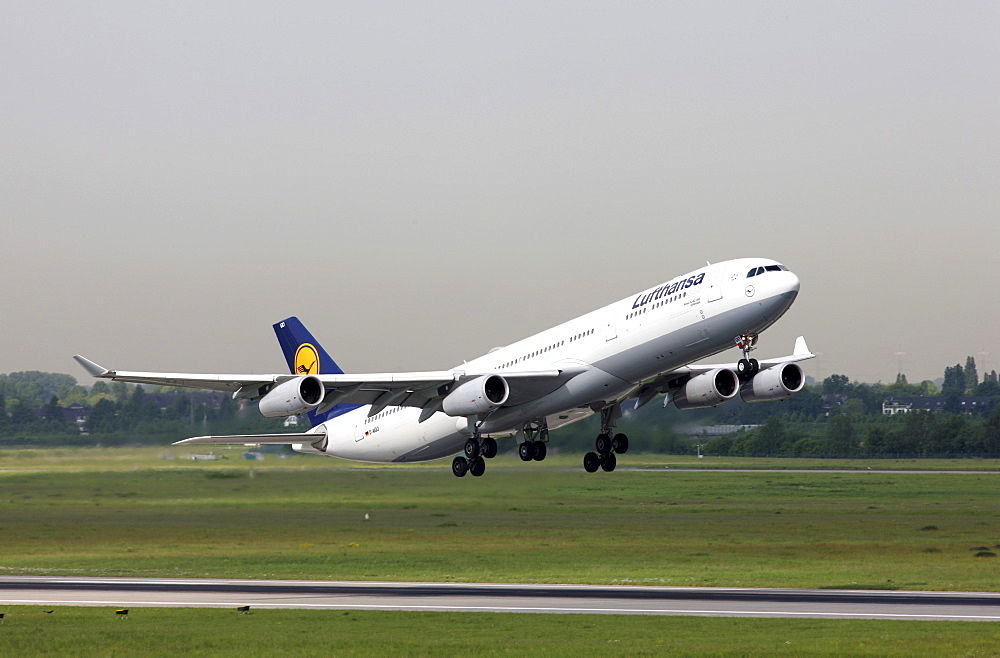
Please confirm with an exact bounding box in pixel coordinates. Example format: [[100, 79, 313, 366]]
[[258, 375, 325, 417], [442, 374, 509, 417], [740, 362, 805, 403], [673, 368, 740, 410]]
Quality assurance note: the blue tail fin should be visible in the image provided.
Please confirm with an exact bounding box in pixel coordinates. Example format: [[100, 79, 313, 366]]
[[272, 317, 359, 426]]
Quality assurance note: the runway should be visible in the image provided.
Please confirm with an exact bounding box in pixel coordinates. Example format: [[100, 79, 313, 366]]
[[2, 577, 999, 621]]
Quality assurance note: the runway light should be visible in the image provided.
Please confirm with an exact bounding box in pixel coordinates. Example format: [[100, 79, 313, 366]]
[[115, 609, 128, 620], [237, 606, 251, 614]]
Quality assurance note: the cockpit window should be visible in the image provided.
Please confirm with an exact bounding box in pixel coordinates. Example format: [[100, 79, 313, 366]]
[[747, 264, 790, 277]]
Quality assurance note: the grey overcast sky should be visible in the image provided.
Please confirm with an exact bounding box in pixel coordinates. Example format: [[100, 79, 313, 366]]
[[2, 2, 998, 386]]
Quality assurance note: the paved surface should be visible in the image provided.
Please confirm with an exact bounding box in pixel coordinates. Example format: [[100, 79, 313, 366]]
[[2, 577, 999, 621], [627, 468, 1000, 474]]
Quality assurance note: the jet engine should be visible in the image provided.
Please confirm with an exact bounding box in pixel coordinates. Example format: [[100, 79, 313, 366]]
[[441, 374, 509, 416], [740, 362, 804, 403], [258, 375, 325, 417], [673, 368, 740, 410]]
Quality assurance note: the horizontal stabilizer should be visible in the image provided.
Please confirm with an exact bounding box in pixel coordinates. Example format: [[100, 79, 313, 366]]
[[172, 432, 326, 446]]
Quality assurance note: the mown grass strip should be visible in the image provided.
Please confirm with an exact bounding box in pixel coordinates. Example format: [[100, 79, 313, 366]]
[[1, 464, 999, 590], [0, 607, 998, 656]]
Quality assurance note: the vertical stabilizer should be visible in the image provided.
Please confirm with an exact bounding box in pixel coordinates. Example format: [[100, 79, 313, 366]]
[[272, 317, 358, 426]]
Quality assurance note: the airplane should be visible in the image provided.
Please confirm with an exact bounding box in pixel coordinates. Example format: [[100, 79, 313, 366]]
[[74, 257, 813, 477]]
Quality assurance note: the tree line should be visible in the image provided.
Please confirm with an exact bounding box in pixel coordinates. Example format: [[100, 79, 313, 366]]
[[2, 354, 1000, 455], [0, 371, 287, 446], [697, 355, 1000, 458]]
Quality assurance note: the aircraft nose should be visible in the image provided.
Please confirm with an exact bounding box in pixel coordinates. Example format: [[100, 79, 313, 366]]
[[785, 271, 801, 295]]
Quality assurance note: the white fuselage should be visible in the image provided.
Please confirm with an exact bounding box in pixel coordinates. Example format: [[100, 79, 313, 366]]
[[296, 258, 800, 463]]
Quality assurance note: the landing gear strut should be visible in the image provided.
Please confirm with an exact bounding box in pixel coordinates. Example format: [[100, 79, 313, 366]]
[[735, 333, 760, 380], [452, 416, 500, 478], [584, 405, 628, 473], [517, 424, 548, 462]]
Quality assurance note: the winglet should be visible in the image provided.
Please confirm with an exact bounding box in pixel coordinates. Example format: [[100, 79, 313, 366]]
[[73, 355, 110, 378], [793, 336, 811, 357]]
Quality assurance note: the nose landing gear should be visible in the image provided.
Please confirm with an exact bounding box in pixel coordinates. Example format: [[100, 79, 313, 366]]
[[735, 334, 760, 380]]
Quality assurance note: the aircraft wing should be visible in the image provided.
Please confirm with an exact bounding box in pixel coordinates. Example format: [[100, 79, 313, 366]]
[[682, 335, 815, 375], [621, 336, 814, 409], [73, 354, 577, 416]]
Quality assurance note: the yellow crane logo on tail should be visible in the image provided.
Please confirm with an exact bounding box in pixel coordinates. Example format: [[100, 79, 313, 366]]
[[293, 343, 320, 375]]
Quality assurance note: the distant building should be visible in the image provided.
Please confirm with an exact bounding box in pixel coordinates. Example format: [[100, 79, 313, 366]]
[[688, 424, 759, 437], [821, 394, 848, 410], [882, 396, 993, 415], [61, 403, 90, 426]]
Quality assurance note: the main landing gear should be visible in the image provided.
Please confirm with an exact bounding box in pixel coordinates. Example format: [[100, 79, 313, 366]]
[[452, 421, 550, 478], [735, 333, 760, 380], [451, 435, 498, 478], [584, 405, 628, 473], [517, 424, 548, 463]]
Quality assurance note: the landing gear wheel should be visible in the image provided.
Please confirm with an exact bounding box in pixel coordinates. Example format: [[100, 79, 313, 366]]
[[518, 442, 536, 462], [469, 458, 486, 477], [595, 433, 612, 455], [583, 452, 601, 473], [737, 359, 751, 377], [601, 453, 617, 472], [532, 441, 546, 461], [482, 437, 498, 459], [748, 358, 759, 374], [464, 438, 480, 459], [612, 433, 629, 454], [452, 456, 469, 477]]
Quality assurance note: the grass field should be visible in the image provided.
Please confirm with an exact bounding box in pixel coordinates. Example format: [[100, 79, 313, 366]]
[[2, 447, 999, 655], [1, 448, 999, 590], [2, 607, 999, 656]]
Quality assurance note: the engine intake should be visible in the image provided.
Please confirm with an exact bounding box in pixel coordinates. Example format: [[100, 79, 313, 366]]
[[442, 374, 509, 417], [673, 368, 740, 410], [740, 362, 805, 403], [258, 375, 325, 417]]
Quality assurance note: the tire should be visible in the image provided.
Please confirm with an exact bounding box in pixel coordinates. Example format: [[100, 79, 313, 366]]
[[464, 438, 480, 459], [532, 441, 546, 461], [482, 437, 498, 459], [612, 433, 629, 454], [737, 359, 750, 376], [601, 452, 617, 472], [470, 458, 486, 477], [452, 456, 469, 477], [518, 442, 536, 462], [749, 358, 760, 374], [583, 452, 601, 473], [595, 433, 612, 455]]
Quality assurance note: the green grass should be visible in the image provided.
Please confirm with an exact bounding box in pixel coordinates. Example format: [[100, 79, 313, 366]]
[[1, 450, 999, 590], [1, 607, 998, 656]]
